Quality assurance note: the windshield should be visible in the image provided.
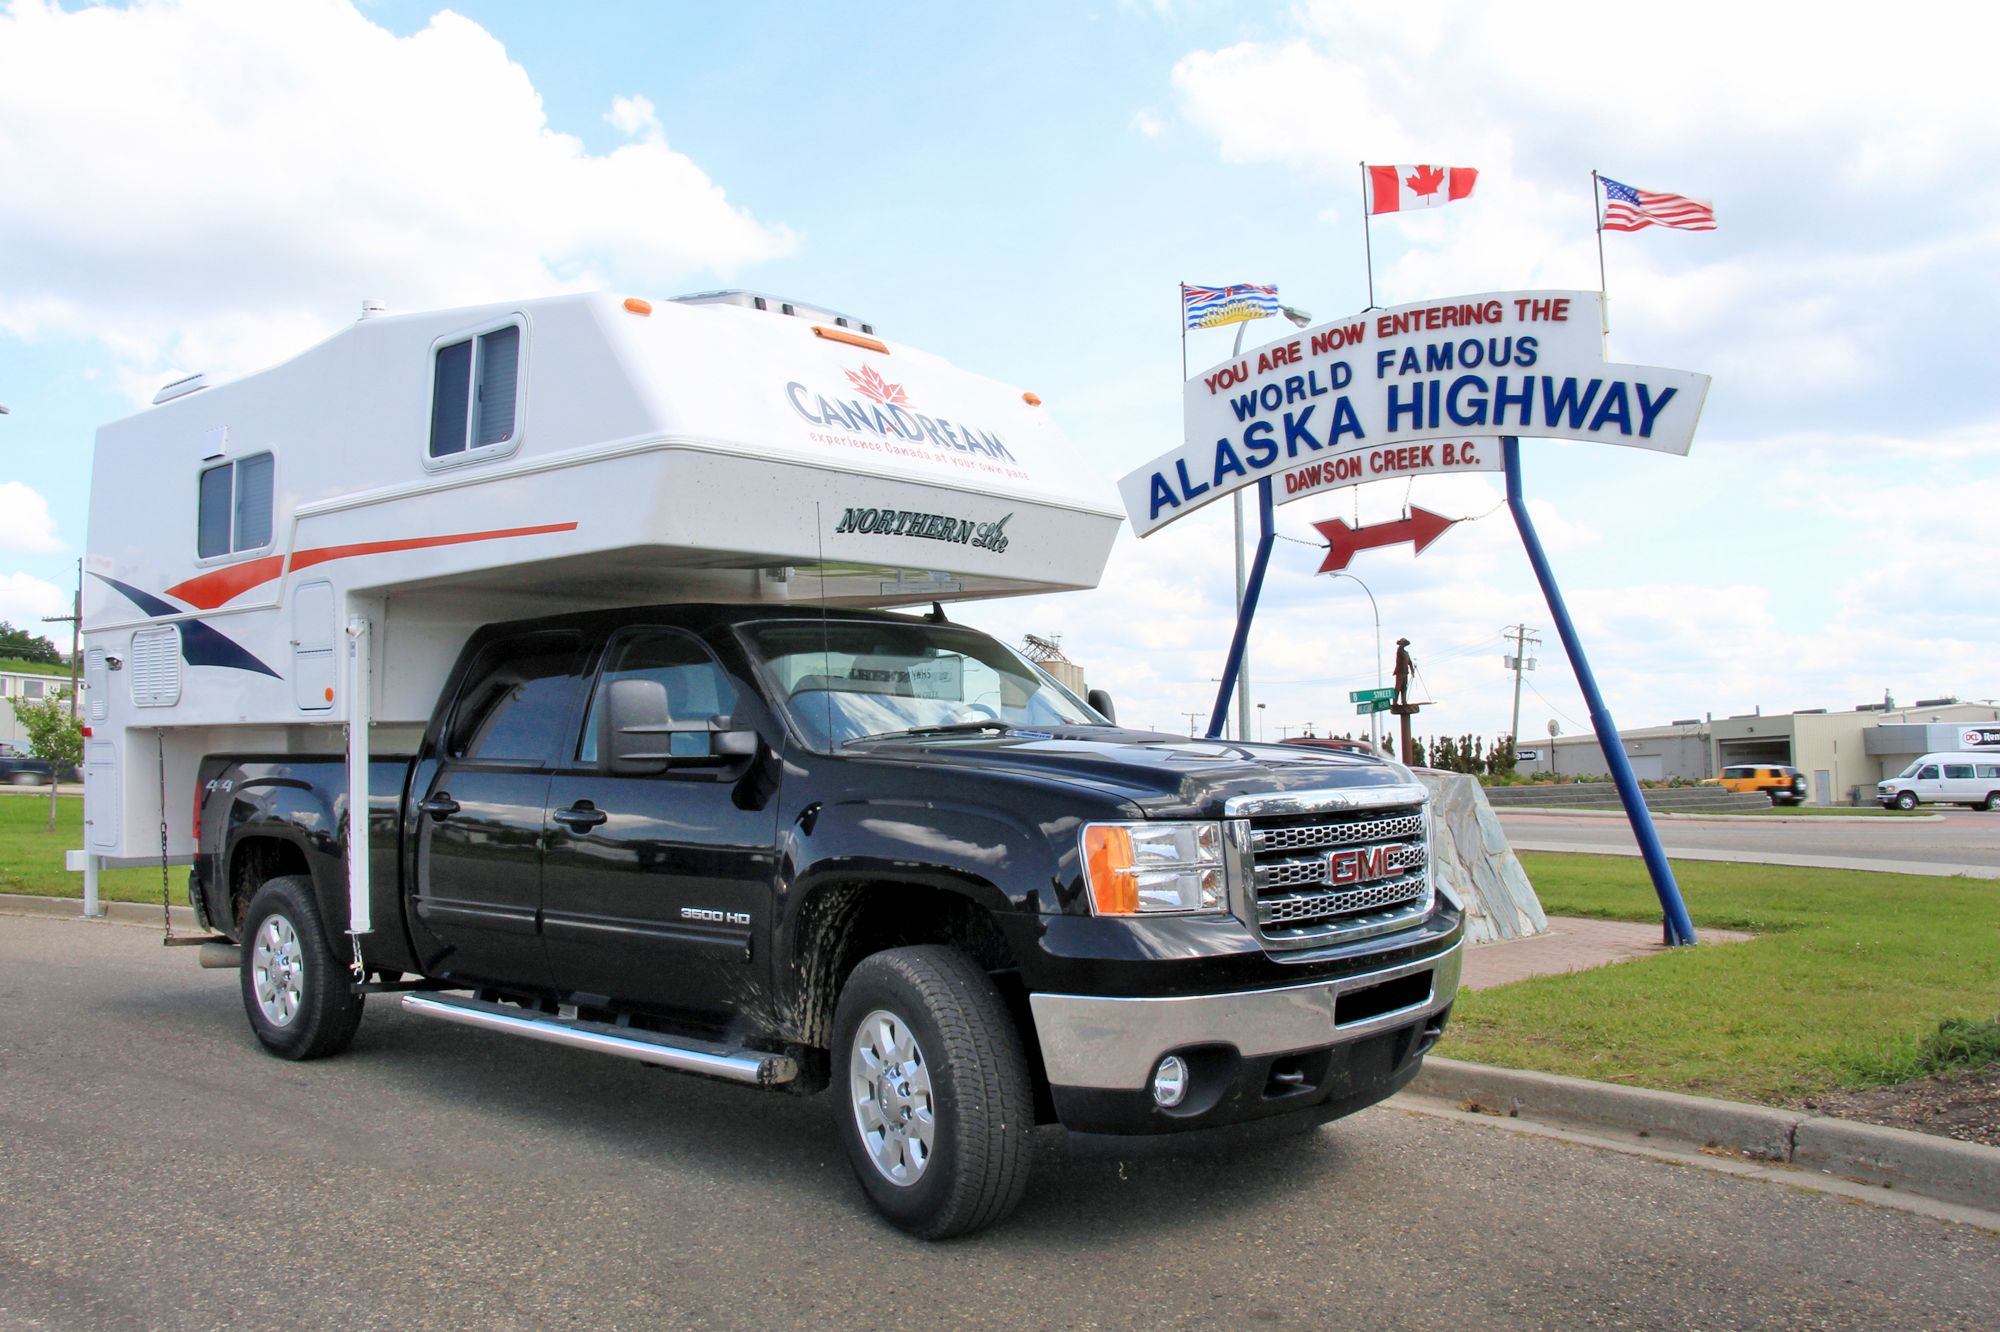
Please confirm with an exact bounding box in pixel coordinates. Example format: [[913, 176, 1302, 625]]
[[1897, 759, 1926, 778], [742, 618, 1105, 749]]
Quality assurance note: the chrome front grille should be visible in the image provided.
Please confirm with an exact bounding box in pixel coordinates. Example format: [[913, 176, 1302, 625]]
[[1242, 799, 1431, 947]]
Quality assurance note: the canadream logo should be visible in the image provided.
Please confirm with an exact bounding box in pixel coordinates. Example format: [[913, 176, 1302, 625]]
[[786, 367, 1018, 463]]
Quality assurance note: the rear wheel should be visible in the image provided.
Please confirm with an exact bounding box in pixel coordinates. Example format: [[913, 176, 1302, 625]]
[[1983, 792, 2000, 812], [831, 945, 1033, 1240], [1895, 791, 1918, 811], [240, 875, 364, 1060]]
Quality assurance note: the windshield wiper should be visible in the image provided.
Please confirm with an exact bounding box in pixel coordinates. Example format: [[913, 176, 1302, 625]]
[[843, 720, 1017, 746]]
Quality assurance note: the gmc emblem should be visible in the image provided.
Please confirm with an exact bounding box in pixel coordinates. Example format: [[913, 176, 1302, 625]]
[[1328, 844, 1394, 886]]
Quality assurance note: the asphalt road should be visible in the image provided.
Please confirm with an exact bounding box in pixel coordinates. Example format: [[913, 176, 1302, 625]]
[[3, 914, 1996, 1331], [1500, 808, 2000, 874]]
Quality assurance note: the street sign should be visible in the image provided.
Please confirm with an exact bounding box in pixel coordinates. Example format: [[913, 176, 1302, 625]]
[[1516, 748, 1541, 761], [1355, 699, 1392, 715], [1349, 687, 1395, 704]]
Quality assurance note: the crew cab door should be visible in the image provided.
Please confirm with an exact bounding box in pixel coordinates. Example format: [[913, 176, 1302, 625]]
[[540, 626, 778, 1022], [408, 629, 583, 990]]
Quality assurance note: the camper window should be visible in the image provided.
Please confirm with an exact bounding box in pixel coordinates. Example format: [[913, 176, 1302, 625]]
[[429, 320, 523, 461], [196, 452, 274, 559]]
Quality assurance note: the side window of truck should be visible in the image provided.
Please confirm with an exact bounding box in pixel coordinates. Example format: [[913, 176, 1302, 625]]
[[428, 319, 523, 462], [196, 452, 274, 559], [446, 631, 580, 764], [577, 628, 739, 764]]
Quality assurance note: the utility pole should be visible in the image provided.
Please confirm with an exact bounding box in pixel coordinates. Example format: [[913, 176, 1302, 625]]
[[1505, 623, 1541, 742], [1182, 710, 1205, 736]]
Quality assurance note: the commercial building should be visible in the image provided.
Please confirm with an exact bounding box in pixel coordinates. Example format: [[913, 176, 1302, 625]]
[[1516, 698, 2000, 805], [0, 665, 73, 752]]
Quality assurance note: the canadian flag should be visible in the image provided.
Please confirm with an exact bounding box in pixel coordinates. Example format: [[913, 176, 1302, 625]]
[[1368, 164, 1478, 215]]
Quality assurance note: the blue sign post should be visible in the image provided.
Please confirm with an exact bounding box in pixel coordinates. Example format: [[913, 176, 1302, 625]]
[[1503, 436, 1697, 945]]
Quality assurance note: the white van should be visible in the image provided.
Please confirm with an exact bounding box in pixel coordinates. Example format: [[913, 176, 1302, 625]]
[[1876, 754, 2000, 811]]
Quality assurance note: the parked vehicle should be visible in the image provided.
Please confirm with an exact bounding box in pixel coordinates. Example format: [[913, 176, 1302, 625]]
[[0, 741, 54, 786], [84, 291, 1457, 1238], [1712, 764, 1809, 805], [1876, 753, 2000, 811]]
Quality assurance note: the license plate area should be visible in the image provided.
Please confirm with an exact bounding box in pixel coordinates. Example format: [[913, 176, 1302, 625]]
[[1334, 970, 1432, 1027]]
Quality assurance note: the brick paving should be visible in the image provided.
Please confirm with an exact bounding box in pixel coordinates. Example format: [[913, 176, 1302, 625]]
[[1462, 915, 1753, 990]]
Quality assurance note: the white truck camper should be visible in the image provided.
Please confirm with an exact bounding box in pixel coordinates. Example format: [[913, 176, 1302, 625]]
[[81, 291, 1122, 931]]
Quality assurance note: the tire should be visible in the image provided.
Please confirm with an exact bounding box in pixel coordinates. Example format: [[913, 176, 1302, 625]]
[[5, 769, 46, 786], [239, 875, 364, 1060], [831, 945, 1033, 1240], [1895, 791, 1918, 811], [1983, 792, 2000, 812]]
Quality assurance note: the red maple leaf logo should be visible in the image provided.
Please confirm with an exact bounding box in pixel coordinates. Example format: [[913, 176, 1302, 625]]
[[1406, 164, 1446, 197], [844, 364, 910, 407]]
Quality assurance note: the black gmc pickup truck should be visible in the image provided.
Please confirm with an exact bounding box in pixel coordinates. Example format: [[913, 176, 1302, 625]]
[[192, 602, 1461, 1237]]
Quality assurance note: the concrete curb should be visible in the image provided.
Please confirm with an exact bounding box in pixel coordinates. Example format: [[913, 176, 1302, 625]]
[[1408, 1056, 2000, 1214], [1501, 840, 2000, 880], [0, 892, 199, 930]]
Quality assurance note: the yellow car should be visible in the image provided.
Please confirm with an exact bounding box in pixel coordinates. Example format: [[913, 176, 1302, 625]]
[[1712, 764, 1809, 805]]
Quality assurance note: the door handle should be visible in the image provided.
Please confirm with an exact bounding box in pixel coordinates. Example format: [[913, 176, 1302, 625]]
[[553, 803, 608, 831], [418, 794, 461, 820]]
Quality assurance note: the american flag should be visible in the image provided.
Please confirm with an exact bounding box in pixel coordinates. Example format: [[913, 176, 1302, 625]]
[[1183, 283, 1279, 330], [1600, 176, 1715, 232]]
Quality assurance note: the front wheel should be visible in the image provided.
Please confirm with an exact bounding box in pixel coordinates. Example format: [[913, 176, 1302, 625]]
[[1895, 791, 1918, 811], [831, 946, 1033, 1240], [240, 875, 364, 1060], [1983, 792, 2000, 812]]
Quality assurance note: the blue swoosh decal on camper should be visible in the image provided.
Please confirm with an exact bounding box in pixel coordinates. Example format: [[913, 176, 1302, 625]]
[[93, 574, 282, 679]]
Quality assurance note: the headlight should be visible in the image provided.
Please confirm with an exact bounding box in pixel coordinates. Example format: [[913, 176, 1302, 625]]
[[1080, 820, 1225, 915]]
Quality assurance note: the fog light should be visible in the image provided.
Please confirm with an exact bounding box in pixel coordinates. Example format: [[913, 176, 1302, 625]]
[[1151, 1055, 1189, 1108]]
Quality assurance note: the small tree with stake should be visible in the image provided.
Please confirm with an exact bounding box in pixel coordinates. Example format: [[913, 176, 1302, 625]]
[[10, 688, 80, 832]]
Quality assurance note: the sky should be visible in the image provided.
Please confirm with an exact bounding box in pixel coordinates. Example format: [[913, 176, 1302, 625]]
[[2, 0, 1996, 746]]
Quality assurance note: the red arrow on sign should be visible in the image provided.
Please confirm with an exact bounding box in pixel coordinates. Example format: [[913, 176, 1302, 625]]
[[1313, 506, 1456, 573]]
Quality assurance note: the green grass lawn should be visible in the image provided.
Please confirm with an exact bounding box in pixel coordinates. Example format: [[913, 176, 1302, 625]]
[[0, 793, 168, 903], [1446, 852, 2000, 1104]]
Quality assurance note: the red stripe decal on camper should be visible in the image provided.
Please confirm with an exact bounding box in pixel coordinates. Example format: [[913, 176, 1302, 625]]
[[165, 522, 580, 609]]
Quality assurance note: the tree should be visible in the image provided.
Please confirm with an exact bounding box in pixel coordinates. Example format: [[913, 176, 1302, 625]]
[[9, 689, 80, 832], [10, 689, 80, 768], [0, 621, 62, 665]]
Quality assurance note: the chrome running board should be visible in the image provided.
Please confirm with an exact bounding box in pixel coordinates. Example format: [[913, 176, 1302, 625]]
[[401, 992, 797, 1087]]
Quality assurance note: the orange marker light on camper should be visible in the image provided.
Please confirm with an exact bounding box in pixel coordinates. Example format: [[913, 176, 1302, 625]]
[[623, 297, 653, 316], [1022, 392, 1042, 406], [813, 325, 889, 354]]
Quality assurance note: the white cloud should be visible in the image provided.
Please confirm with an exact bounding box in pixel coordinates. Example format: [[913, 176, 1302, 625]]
[[0, 483, 64, 554], [605, 93, 665, 143], [1129, 109, 1165, 140], [0, 0, 796, 402], [0, 571, 69, 630]]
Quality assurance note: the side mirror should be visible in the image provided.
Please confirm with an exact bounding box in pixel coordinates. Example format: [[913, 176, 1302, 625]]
[[604, 678, 756, 774], [1087, 688, 1117, 724]]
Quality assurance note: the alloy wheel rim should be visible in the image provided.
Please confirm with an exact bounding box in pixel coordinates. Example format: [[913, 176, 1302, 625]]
[[252, 914, 305, 1027], [849, 1008, 936, 1186]]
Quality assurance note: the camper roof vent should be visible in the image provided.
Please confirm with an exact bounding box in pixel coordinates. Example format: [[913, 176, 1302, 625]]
[[359, 298, 386, 319], [152, 373, 209, 406], [672, 289, 875, 335]]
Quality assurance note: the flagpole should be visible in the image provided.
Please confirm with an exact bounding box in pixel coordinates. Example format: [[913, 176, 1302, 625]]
[[1179, 283, 1189, 382], [1592, 170, 1610, 340], [1360, 162, 1377, 309]]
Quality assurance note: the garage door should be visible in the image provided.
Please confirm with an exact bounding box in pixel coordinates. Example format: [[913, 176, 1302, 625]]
[[1628, 754, 1665, 781]]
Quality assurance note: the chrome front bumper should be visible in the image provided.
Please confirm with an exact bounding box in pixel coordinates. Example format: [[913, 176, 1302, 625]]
[[1028, 942, 1462, 1090]]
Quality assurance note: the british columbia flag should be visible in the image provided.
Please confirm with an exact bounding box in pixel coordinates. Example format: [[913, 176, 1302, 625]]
[[1183, 283, 1280, 330]]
